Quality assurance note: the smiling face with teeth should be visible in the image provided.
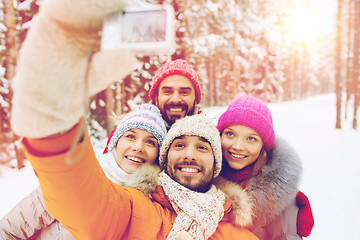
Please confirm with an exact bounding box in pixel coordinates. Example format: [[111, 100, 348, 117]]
[[115, 128, 159, 174], [155, 75, 196, 126], [165, 135, 215, 193], [221, 125, 264, 170]]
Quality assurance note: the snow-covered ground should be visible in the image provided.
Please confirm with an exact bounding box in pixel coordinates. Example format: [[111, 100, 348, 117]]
[[1, 93, 359, 240]]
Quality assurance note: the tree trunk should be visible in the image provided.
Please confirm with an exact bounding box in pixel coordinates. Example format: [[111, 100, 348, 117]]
[[3, 0, 17, 80], [4, 0, 26, 169], [205, 59, 211, 106], [208, 57, 214, 106], [335, 0, 343, 129], [345, 0, 354, 120], [353, 0, 360, 129], [232, 1, 238, 100], [105, 87, 115, 133], [212, 55, 217, 106], [290, 51, 296, 100], [115, 81, 125, 115]]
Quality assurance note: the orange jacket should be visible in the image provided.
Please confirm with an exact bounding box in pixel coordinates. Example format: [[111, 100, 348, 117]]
[[22, 125, 258, 240]]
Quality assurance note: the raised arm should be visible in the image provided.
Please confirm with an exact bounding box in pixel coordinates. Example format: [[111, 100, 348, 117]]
[[21, 122, 134, 239], [10, 0, 137, 239]]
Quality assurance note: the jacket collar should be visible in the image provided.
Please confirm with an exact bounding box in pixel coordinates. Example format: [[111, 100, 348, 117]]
[[126, 164, 253, 227], [151, 184, 233, 214]]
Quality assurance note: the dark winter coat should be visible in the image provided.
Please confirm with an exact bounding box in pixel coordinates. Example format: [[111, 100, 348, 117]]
[[218, 136, 303, 240]]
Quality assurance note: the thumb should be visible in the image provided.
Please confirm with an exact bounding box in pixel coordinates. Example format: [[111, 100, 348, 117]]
[[88, 48, 137, 96]]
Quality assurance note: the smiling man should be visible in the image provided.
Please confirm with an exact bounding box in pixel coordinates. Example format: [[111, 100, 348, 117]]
[[155, 114, 254, 238], [149, 59, 202, 127], [159, 115, 221, 194], [164, 135, 214, 192]]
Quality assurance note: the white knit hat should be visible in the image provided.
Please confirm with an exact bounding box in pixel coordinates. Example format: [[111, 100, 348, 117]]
[[158, 114, 222, 177], [107, 104, 167, 152]]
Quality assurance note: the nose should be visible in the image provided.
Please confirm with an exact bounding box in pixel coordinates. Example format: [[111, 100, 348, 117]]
[[131, 140, 144, 153], [170, 91, 181, 103], [183, 145, 196, 161], [232, 138, 245, 151]]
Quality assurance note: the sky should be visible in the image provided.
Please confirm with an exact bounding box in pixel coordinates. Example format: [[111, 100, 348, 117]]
[[0, 93, 359, 240]]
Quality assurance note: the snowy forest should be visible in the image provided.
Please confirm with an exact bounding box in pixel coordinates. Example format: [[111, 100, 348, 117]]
[[0, 0, 359, 169]]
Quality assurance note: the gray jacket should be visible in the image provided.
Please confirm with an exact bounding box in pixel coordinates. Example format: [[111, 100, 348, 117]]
[[218, 136, 303, 240]]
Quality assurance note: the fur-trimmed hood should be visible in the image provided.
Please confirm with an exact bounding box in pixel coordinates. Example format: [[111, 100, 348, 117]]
[[125, 164, 254, 227], [125, 164, 162, 198], [225, 136, 303, 228]]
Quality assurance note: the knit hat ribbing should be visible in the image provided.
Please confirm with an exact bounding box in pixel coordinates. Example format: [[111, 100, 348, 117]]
[[159, 114, 222, 177], [107, 104, 167, 152], [149, 59, 202, 104], [216, 96, 275, 151]]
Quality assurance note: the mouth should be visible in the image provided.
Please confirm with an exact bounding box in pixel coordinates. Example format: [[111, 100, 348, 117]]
[[230, 152, 247, 160], [126, 156, 145, 164], [169, 108, 184, 112], [177, 166, 200, 175], [167, 107, 185, 114], [165, 104, 187, 116]]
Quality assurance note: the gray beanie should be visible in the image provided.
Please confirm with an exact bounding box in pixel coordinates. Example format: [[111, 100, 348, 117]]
[[107, 104, 167, 152]]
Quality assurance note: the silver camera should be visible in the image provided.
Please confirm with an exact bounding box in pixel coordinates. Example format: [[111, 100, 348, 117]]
[[101, 4, 175, 55]]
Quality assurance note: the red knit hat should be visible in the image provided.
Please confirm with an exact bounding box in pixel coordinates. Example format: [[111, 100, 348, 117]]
[[217, 95, 275, 151], [149, 59, 202, 104]]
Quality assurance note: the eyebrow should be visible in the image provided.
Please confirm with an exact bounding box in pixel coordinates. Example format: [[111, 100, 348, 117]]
[[179, 87, 192, 91], [198, 137, 211, 145], [148, 136, 157, 140], [174, 136, 185, 140], [224, 127, 261, 137], [174, 135, 209, 143], [161, 86, 193, 91], [127, 129, 157, 140]]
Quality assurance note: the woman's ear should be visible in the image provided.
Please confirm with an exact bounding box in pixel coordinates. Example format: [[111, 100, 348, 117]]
[[263, 150, 267, 160]]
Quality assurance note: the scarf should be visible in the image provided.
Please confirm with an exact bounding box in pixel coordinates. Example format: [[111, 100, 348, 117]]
[[158, 171, 226, 240], [220, 161, 255, 188], [98, 151, 129, 186]]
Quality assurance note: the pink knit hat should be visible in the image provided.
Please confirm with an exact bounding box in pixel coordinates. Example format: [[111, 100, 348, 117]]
[[216, 96, 275, 151], [149, 59, 202, 104]]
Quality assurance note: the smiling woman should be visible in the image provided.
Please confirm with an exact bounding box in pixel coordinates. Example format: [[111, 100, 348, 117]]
[[104, 103, 167, 176], [0, 103, 168, 240], [216, 95, 312, 239]]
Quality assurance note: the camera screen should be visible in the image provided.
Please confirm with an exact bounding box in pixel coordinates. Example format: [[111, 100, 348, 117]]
[[120, 9, 167, 43], [101, 4, 175, 54]]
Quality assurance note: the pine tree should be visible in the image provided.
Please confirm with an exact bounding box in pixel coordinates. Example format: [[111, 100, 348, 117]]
[[0, 0, 40, 168]]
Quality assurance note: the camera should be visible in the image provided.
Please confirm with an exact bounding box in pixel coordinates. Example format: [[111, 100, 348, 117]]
[[101, 4, 175, 55]]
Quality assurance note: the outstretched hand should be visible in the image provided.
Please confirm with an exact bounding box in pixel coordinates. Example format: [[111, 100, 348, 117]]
[[11, 0, 136, 139]]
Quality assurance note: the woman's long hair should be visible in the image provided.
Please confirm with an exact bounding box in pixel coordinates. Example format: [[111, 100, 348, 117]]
[[247, 146, 270, 180], [248, 146, 277, 212]]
